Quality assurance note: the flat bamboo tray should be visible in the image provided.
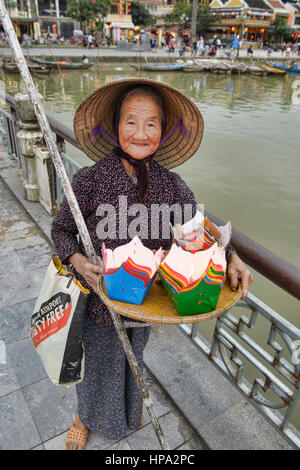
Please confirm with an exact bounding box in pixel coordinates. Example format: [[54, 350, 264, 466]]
[[98, 276, 242, 325]]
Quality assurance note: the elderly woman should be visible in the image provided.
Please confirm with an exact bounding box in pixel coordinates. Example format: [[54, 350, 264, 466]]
[[51, 78, 253, 450]]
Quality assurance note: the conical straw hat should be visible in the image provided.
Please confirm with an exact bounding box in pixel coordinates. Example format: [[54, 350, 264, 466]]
[[74, 78, 204, 169]]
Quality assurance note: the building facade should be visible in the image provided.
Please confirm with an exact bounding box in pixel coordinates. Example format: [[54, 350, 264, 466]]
[[2, 0, 79, 39], [209, 0, 274, 42], [104, 1, 134, 42]]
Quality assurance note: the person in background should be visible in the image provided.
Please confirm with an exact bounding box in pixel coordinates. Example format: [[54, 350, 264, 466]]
[[88, 34, 94, 48], [192, 39, 198, 57], [179, 41, 186, 57], [247, 46, 253, 58], [198, 36, 204, 56], [169, 39, 175, 53]]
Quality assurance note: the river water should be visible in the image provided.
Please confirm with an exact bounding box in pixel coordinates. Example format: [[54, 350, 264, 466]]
[[1, 64, 300, 430]]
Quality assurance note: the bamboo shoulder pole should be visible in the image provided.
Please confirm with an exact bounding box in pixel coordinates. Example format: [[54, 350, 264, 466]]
[[0, 2, 169, 450]]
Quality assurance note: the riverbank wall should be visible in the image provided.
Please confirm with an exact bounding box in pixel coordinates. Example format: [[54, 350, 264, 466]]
[[0, 46, 299, 65]]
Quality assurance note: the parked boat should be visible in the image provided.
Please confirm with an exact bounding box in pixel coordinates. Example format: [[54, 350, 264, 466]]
[[230, 63, 248, 74], [183, 64, 212, 72], [246, 65, 268, 76], [2, 57, 52, 74], [2, 61, 19, 73], [30, 57, 93, 70], [261, 64, 286, 75], [212, 63, 232, 74], [130, 63, 187, 72], [270, 62, 300, 73]]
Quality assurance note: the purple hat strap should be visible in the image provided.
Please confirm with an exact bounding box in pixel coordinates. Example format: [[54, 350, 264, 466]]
[[90, 118, 190, 148]]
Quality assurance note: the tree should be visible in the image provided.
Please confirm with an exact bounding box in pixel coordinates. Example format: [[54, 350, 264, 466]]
[[66, 0, 111, 32], [130, 2, 153, 27], [165, 1, 192, 29], [267, 16, 293, 43], [166, 1, 219, 36], [196, 4, 220, 36]]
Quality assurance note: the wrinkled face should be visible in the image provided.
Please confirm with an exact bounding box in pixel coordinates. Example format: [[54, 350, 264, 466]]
[[118, 93, 162, 160]]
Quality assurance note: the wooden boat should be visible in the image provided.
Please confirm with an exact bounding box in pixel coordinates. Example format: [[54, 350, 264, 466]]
[[2, 61, 19, 73], [30, 66, 52, 75], [212, 63, 231, 74], [261, 64, 286, 75], [246, 65, 268, 76], [2, 57, 52, 74], [30, 57, 93, 70], [183, 64, 210, 72], [130, 63, 187, 72], [270, 62, 300, 73], [230, 63, 248, 74]]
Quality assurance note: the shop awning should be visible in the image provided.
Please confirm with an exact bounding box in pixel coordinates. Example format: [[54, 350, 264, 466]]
[[111, 22, 134, 28]]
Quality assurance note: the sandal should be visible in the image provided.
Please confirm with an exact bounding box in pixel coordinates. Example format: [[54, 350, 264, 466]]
[[66, 416, 88, 450]]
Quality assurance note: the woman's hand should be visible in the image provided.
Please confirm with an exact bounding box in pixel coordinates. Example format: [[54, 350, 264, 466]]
[[226, 253, 254, 300], [68, 253, 103, 294]]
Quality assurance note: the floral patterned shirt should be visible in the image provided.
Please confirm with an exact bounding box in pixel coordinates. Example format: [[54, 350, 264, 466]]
[[51, 153, 198, 325]]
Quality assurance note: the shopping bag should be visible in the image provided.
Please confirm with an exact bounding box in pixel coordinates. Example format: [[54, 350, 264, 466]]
[[30, 255, 90, 386]]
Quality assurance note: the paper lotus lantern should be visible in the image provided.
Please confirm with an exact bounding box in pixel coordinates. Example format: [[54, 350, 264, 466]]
[[172, 211, 231, 253], [102, 236, 163, 305], [158, 243, 226, 315]]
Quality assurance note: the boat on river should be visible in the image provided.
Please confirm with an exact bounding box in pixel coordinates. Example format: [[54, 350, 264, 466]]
[[130, 63, 187, 72], [270, 62, 300, 73], [182, 61, 268, 76], [246, 65, 268, 76], [2, 57, 52, 74], [29, 57, 93, 70], [261, 64, 286, 75]]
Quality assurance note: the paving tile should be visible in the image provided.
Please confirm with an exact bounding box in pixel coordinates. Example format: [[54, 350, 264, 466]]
[[0, 239, 25, 275], [85, 431, 119, 451], [0, 218, 35, 234], [144, 325, 242, 430], [0, 389, 41, 449], [2, 227, 49, 251], [142, 381, 175, 427], [177, 437, 206, 451], [0, 269, 44, 309], [6, 338, 47, 388], [197, 400, 293, 451], [126, 421, 161, 450], [43, 432, 68, 451], [15, 244, 52, 271], [0, 297, 37, 344], [23, 377, 77, 442], [126, 410, 194, 450], [0, 367, 20, 397], [105, 439, 132, 450]]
